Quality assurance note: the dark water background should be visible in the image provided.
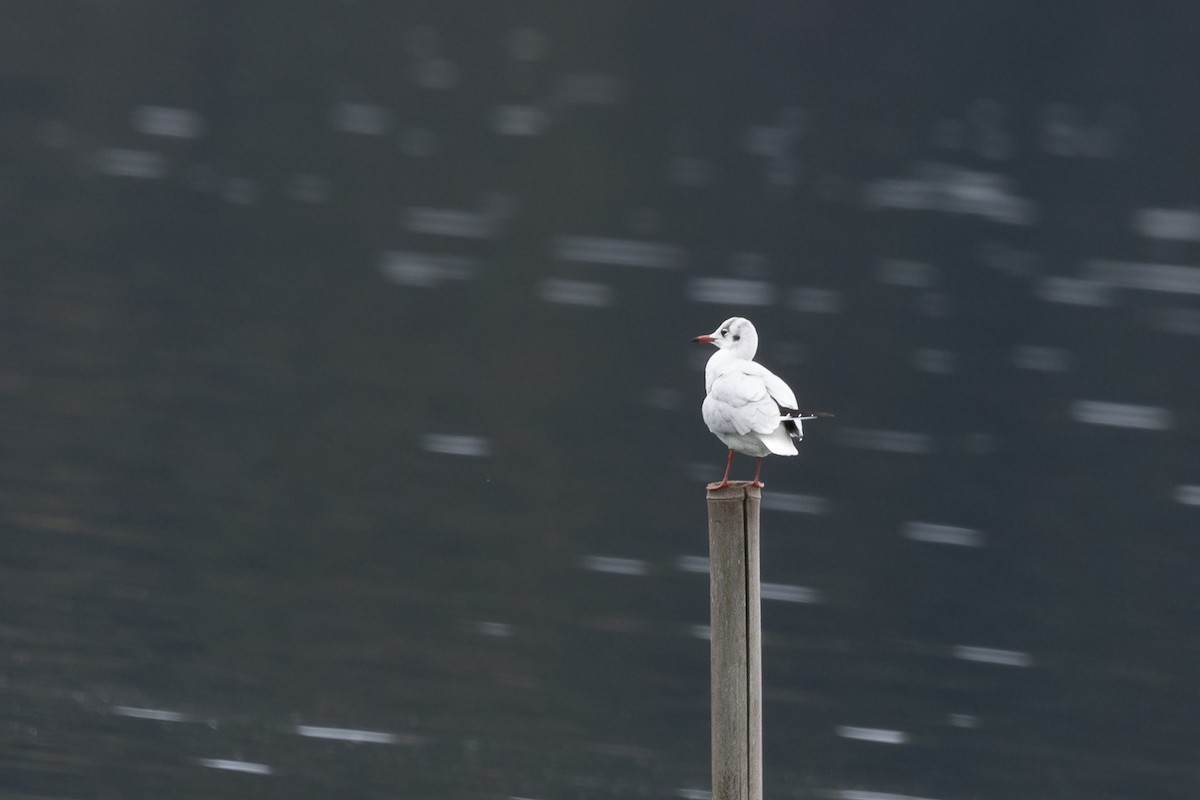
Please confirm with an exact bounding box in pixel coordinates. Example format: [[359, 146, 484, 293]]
[[2, 4, 1200, 798]]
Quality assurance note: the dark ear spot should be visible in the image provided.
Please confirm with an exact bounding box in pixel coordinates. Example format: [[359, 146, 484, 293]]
[[732, 335, 740, 341]]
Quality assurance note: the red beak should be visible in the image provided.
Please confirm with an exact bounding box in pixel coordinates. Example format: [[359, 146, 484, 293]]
[[692, 335, 715, 344]]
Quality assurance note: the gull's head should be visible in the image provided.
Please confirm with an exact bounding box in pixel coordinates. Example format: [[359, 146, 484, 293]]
[[692, 317, 758, 357]]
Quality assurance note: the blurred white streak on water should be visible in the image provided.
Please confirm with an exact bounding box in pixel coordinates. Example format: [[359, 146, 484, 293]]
[[493, 104, 548, 136], [761, 583, 822, 604], [1071, 400, 1174, 431], [952, 645, 1033, 667], [131, 105, 205, 138], [1011, 345, 1071, 372], [864, 163, 1036, 224], [1133, 207, 1200, 242], [111, 705, 191, 723], [1174, 485, 1200, 506], [1035, 276, 1114, 306], [689, 624, 711, 641], [293, 725, 416, 745], [835, 725, 909, 744], [538, 278, 614, 307], [837, 790, 944, 800], [761, 492, 830, 515], [676, 789, 712, 800], [1084, 259, 1200, 295], [403, 207, 496, 238], [743, 115, 803, 159], [687, 277, 775, 306], [901, 521, 985, 547], [473, 620, 514, 637], [419, 434, 491, 457], [580, 555, 650, 576], [380, 251, 475, 287], [675, 555, 709, 574], [197, 758, 273, 775], [554, 235, 683, 269]]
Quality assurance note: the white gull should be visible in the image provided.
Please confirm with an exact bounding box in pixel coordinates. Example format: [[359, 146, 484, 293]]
[[693, 317, 829, 490]]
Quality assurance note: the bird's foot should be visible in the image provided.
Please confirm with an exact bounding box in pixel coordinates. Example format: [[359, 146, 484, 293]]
[[750, 479, 765, 488], [706, 480, 731, 491]]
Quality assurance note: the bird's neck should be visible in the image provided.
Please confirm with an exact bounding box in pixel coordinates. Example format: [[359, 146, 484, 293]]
[[704, 346, 752, 392]]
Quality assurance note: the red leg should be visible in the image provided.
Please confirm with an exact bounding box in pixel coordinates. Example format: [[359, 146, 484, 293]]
[[750, 457, 765, 488], [707, 449, 735, 490]]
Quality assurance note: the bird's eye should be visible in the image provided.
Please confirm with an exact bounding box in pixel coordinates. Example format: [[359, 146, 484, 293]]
[[733, 335, 740, 341], [720, 328, 728, 336]]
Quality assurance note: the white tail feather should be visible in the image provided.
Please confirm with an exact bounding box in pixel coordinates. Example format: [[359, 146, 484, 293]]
[[760, 423, 799, 456]]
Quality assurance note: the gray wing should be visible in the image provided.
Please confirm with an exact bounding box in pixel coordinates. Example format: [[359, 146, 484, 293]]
[[703, 364, 789, 437]]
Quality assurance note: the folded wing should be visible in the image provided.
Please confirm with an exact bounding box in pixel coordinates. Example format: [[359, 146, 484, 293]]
[[703, 363, 803, 455]]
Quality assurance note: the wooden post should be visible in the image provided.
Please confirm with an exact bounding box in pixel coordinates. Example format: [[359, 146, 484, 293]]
[[707, 481, 762, 800]]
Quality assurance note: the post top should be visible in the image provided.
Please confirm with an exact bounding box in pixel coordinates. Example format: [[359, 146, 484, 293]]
[[705, 481, 762, 499]]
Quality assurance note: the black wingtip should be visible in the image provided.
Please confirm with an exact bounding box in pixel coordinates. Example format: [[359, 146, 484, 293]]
[[780, 408, 834, 420]]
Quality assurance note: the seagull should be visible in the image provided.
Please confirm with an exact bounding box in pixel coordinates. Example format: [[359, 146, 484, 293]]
[[693, 317, 829, 490]]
